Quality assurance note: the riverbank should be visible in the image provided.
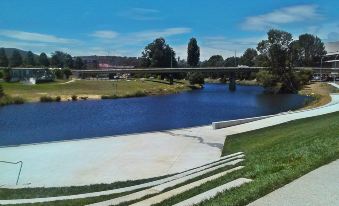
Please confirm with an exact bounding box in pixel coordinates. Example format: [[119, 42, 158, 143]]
[[0, 79, 193, 103], [299, 82, 339, 109], [1, 94, 338, 205]]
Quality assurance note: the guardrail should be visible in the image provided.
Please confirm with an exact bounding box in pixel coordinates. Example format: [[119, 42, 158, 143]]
[[0, 161, 23, 185]]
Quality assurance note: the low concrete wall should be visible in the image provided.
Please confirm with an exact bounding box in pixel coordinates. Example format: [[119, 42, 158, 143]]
[[212, 115, 272, 129]]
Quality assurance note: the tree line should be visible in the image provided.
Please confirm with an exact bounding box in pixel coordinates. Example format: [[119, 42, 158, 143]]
[[0, 49, 85, 70], [140, 29, 326, 92]]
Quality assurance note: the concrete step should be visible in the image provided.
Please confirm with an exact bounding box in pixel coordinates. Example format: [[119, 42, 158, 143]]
[[174, 178, 252, 206], [0, 152, 244, 205], [129, 167, 245, 206], [86, 162, 243, 206]]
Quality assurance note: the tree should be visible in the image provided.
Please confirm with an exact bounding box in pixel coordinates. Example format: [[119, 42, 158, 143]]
[[0, 48, 8, 67], [10, 50, 23, 67], [256, 29, 299, 93], [64, 54, 74, 68], [298, 34, 326, 66], [188, 72, 204, 85], [141, 38, 177, 68], [187, 38, 200, 67], [74, 57, 84, 70], [240, 48, 257, 66], [224, 56, 240, 67], [39, 52, 50, 67], [24, 51, 36, 66], [50, 51, 70, 68], [62, 68, 72, 79], [205, 55, 224, 67]]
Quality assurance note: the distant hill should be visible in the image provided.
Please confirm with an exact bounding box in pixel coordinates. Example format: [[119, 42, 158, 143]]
[[1, 48, 39, 58], [77, 55, 142, 68]]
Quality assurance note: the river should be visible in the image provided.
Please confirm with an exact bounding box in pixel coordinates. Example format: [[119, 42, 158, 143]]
[[0, 83, 310, 146]]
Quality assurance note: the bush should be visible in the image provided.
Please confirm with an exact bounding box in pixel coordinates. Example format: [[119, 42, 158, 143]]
[[101, 95, 118, 99], [11, 96, 25, 104], [134, 90, 147, 97], [53, 69, 63, 79], [40, 96, 55, 102], [0, 95, 25, 106], [62, 68, 72, 79], [71, 95, 77, 101], [0, 85, 4, 98], [188, 72, 205, 85], [40, 96, 62, 102]]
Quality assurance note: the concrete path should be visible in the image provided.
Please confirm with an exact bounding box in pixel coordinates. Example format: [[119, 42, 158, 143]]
[[248, 159, 339, 206], [1, 94, 339, 187], [329, 82, 339, 89]]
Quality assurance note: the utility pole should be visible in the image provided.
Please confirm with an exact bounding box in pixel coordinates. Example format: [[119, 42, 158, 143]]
[[170, 51, 173, 68], [234, 50, 237, 66]]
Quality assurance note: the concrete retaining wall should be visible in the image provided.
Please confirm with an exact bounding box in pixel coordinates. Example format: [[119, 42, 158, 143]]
[[212, 115, 272, 129]]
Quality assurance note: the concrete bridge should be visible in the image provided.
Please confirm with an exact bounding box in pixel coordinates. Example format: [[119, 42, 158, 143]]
[[72, 66, 339, 90], [72, 66, 264, 90]]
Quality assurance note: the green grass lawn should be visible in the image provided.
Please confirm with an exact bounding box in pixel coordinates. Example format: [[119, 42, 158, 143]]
[[155, 111, 339, 206], [0, 79, 191, 102]]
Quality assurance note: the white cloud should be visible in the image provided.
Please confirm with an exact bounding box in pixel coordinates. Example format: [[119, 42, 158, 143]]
[[118, 8, 161, 21], [0, 29, 77, 44], [91, 30, 119, 39], [242, 5, 321, 30], [132, 27, 192, 41], [173, 36, 263, 61]]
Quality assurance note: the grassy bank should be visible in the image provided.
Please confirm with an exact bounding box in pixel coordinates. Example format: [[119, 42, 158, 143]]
[[0, 79, 192, 102], [156, 111, 339, 206], [299, 82, 339, 109]]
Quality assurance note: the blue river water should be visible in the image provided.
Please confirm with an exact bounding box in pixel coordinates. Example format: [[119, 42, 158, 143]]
[[0, 83, 310, 146]]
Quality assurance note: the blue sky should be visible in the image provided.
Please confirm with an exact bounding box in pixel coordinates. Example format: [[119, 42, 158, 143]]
[[0, 0, 339, 60]]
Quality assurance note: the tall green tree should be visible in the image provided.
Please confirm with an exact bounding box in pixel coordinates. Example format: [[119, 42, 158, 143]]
[[240, 48, 258, 66], [74, 57, 84, 70], [64, 54, 74, 68], [141, 38, 177, 68], [50, 51, 72, 68], [298, 34, 326, 66], [10, 50, 23, 67], [257, 29, 298, 93], [0, 48, 8, 67], [39, 52, 50, 67], [187, 38, 200, 67], [24, 51, 36, 66]]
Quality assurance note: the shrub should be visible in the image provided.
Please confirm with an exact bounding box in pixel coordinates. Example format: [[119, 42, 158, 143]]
[[62, 68, 72, 79], [134, 90, 147, 97], [11, 96, 25, 104], [188, 72, 205, 85], [71, 95, 77, 101], [40, 96, 54, 102], [101, 95, 118, 99], [0, 95, 25, 106], [0, 85, 4, 98]]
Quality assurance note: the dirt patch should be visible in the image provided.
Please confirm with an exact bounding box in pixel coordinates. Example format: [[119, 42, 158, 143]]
[[299, 82, 339, 109]]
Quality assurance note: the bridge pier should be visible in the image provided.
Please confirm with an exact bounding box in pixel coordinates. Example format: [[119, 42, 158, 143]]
[[229, 72, 236, 91], [169, 74, 174, 85]]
